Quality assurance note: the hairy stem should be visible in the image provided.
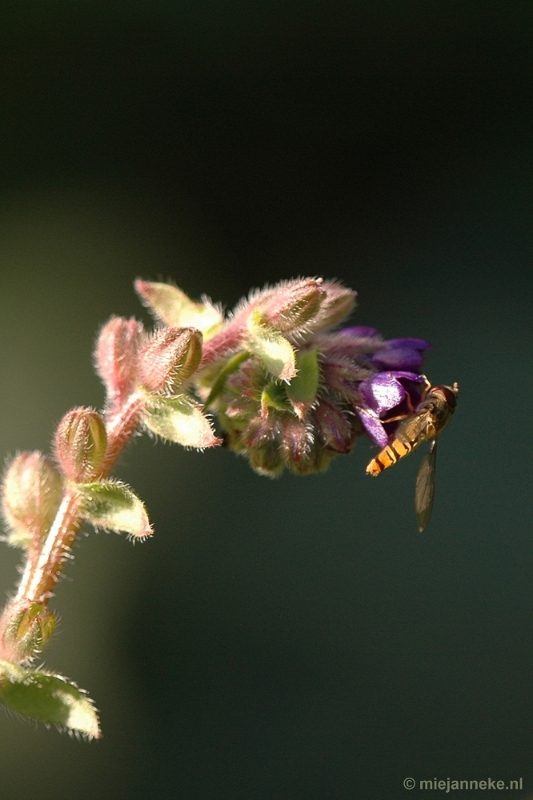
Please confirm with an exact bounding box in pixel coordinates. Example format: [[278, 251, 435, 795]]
[[14, 489, 82, 605], [0, 393, 143, 662]]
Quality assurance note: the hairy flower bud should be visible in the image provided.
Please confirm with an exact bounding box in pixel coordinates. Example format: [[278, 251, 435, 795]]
[[241, 415, 285, 477], [312, 400, 358, 453], [234, 409, 334, 477], [278, 416, 316, 473], [54, 408, 108, 482], [138, 326, 203, 393], [307, 281, 357, 331], [2, 452, 63, 548], [251, 278, 326, 334], [95, 316, 143, 403]]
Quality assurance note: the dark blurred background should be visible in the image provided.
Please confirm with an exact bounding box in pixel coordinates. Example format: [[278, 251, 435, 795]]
[[0, 3, 532, 798]]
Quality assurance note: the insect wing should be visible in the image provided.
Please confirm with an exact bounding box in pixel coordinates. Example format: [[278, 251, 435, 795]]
[[396, 408, 432, 448], [415, 440, 437, 532]]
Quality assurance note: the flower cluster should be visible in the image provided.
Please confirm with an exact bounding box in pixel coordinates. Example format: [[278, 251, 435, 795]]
[[135, 277, 431, 475]]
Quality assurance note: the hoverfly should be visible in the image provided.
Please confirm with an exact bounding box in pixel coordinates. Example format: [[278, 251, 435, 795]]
[[366, 381, 458, 532]]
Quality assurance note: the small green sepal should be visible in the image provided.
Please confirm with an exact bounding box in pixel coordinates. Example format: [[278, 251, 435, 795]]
[[0, 660, 100, 738], [79, 480, 152, 540], [260, 381, 292, 414], [2, 603, 57, 661], [142, 394, 221, 448]]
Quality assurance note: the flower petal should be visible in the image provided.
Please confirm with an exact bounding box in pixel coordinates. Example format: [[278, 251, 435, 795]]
[[359, 372, 407, 415], [356, 406, 389, 448], [372, 346, 425, 370]]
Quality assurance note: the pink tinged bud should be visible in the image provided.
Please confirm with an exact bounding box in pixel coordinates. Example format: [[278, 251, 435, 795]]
[[54, 408, 108, 482], [242, 413, 319, 476], [2, 452, 63, 548], [247, 310, 297, 381], [312, 400, 358, 453], [79, 479, 152, 540], [238, 415, 284, 476], [280, 416, 311, 456], [95, 317, 143, 403], [307, 281, 356, 331], [318, 331, 384, 360], [0, 661, 100, 738], [288, 415, 334, 474], [141, 394, 221, 448], [134, 279, 223, 337], [138, 326, 203, 393], [320, 358, 370, 402], [254, 278, 326, 334]]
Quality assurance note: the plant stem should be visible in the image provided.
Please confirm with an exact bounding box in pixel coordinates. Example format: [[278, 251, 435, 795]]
[[0, 393, 143, 661]]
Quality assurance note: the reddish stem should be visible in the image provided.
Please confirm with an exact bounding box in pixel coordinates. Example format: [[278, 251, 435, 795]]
[[0, 391, 144, 662]]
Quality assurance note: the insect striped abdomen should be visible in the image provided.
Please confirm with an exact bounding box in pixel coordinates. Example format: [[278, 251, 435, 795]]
[[366, 437, 414, 475]]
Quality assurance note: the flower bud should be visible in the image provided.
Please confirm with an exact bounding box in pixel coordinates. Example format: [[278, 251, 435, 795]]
[[279, 416, 315, 471], [138, 327, 203, 393], [240, 412, 327, 476], [54, 408, 108, 482], [312, 400, 358, 453], [307, 281, 356, 331], [319, 358, 370, 403], [253, 278, 326, 334], [95, 316, 143, 403], [2, 452, 63, 548], [243, 416, 285, 477]]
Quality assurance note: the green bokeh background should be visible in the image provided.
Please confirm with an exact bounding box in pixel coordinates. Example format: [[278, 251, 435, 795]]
[[0, 3, 532, 798]]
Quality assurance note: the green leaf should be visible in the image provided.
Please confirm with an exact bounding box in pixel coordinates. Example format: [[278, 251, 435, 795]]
[[0, 661, 100, 738], [79, 480, 152, 540], [287, 348, 320, 405], [135, 280, 222, 338], [247, 310, 296, 381], [142, 394, 221, 448]]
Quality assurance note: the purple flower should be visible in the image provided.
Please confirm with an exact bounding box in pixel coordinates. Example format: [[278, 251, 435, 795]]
[[356, 371, 428, 448], [342, 327, 431, 372]]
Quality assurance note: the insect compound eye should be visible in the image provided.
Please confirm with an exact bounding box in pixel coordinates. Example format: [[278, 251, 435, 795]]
[[430, 385, 457, 410], [441, 386, 458, 409]]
